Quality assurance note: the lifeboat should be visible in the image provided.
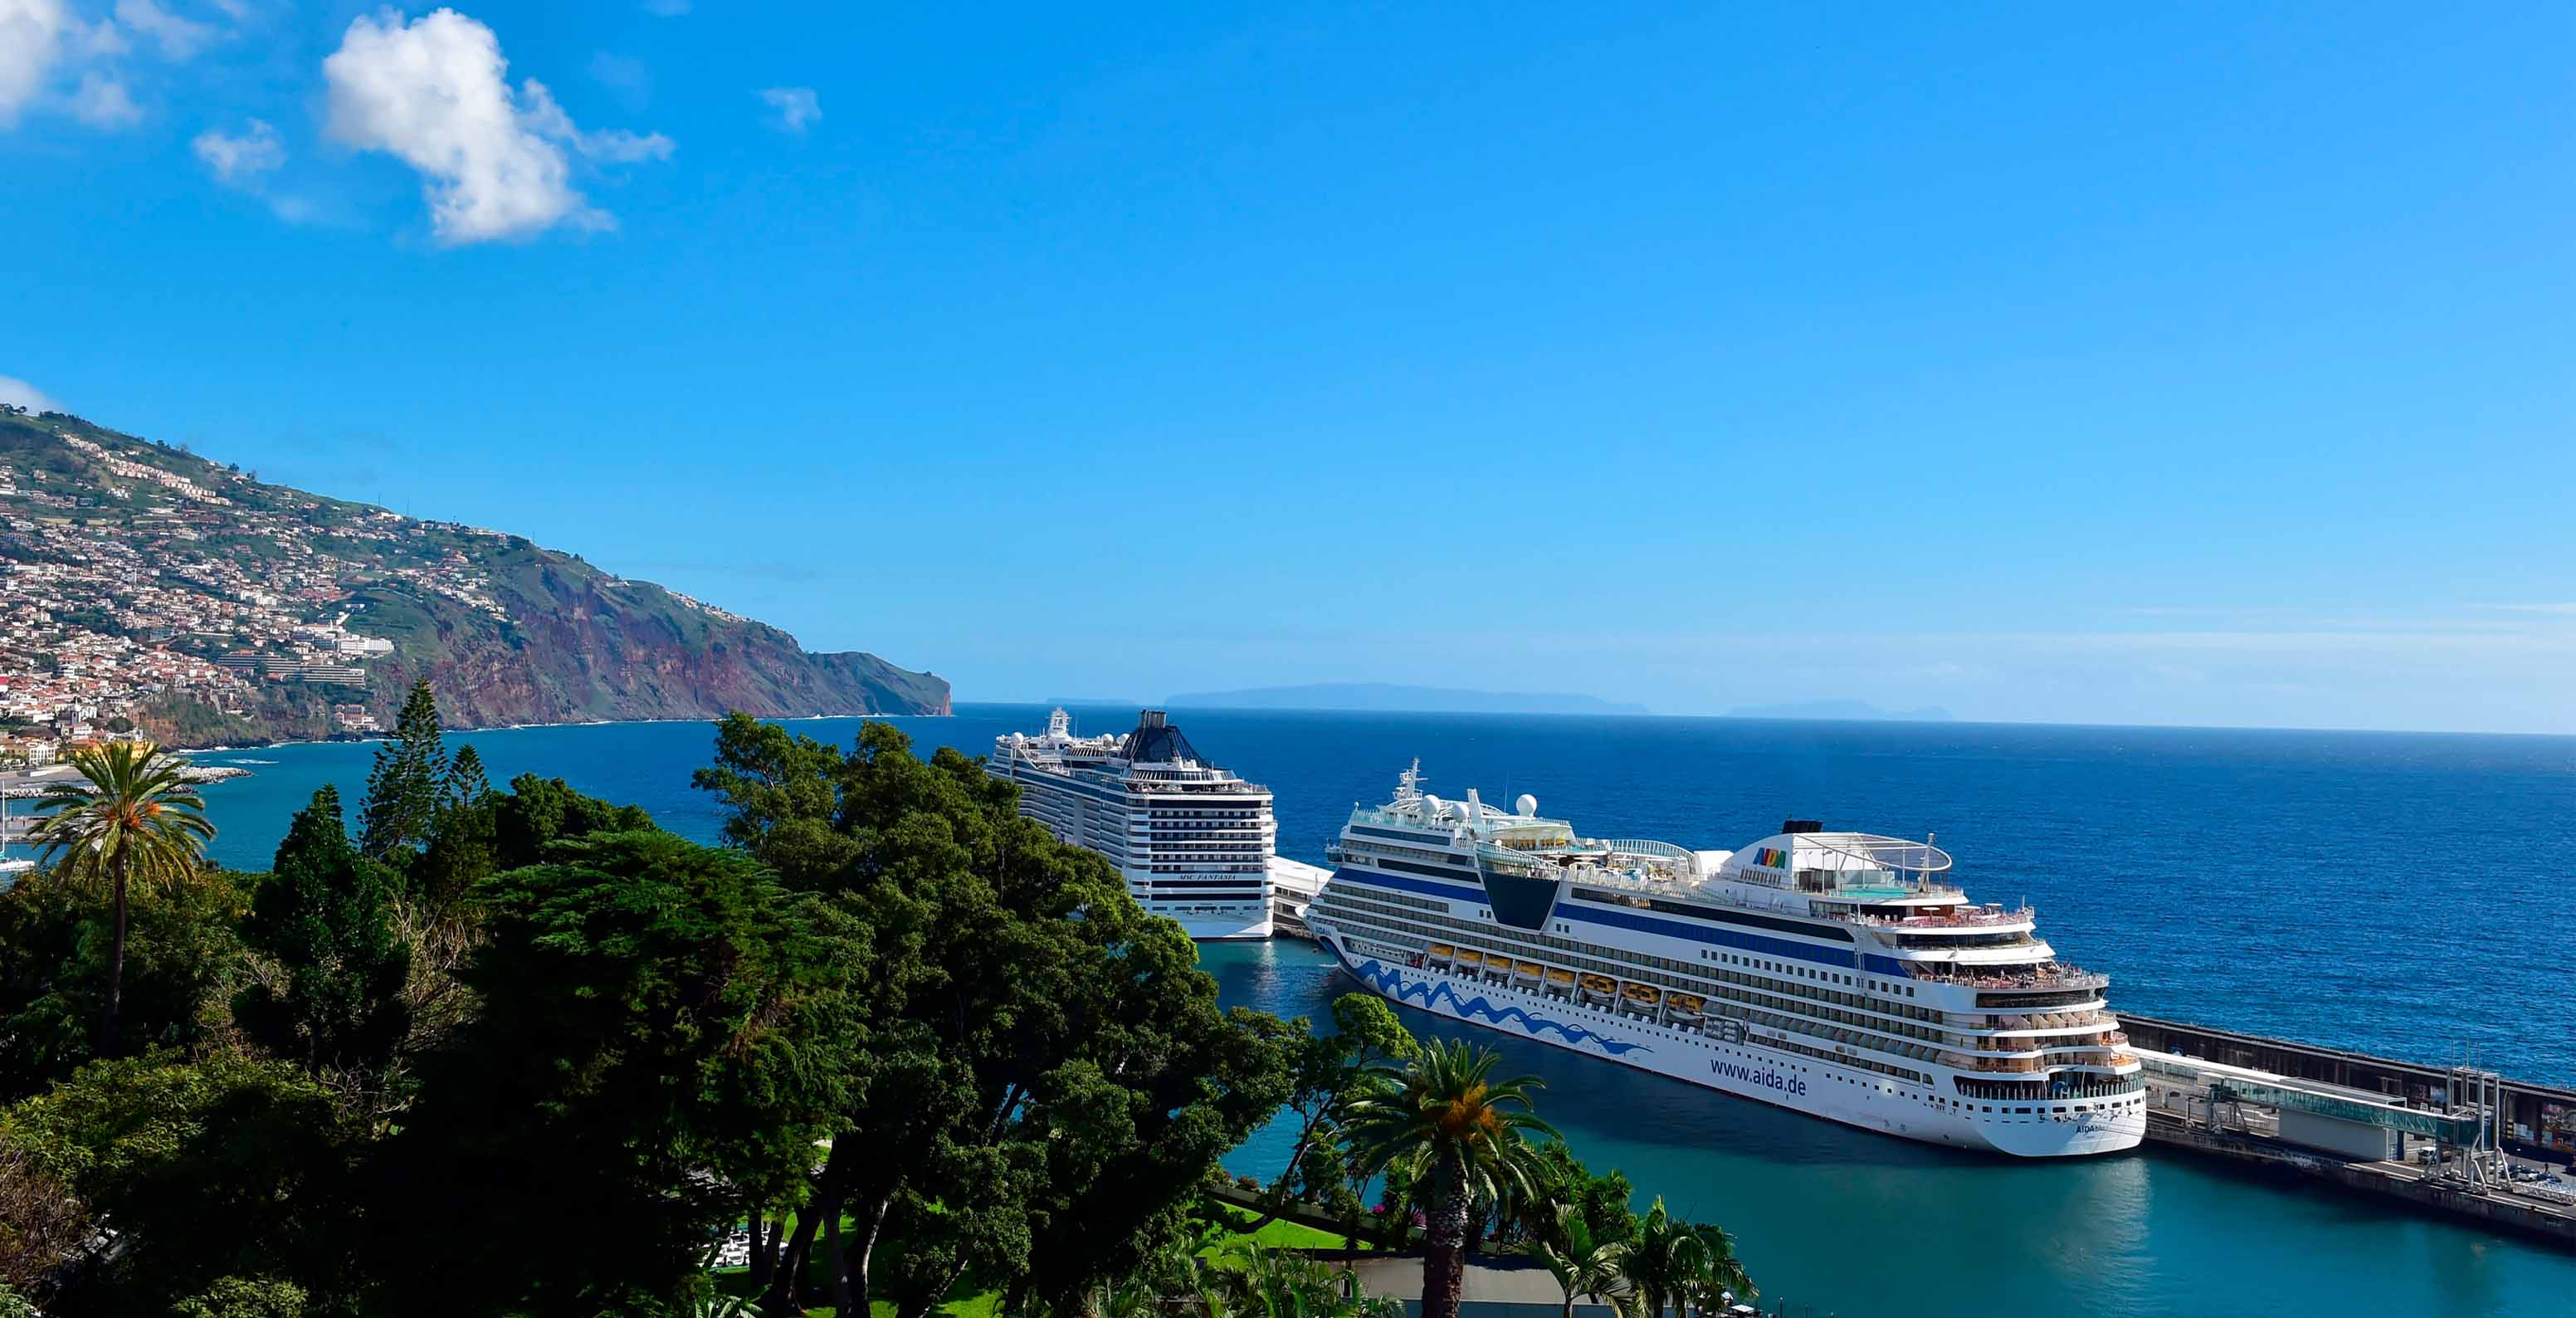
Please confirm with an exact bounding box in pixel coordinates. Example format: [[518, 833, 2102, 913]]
[[1622, 983, 1663, 1008], [1579, 974, 1617, 1001], [1514, 961, 1544, 979], [1666, 993, 1705, 1018], [1426, 944, 1454, 964], [1546, 968, 1577, 988]]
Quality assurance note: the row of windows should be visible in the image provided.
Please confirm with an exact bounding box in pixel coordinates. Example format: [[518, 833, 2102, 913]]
[[1320, 897, 1942, 1071]]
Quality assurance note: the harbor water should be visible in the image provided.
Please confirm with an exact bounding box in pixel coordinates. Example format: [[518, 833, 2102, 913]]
[[180, 703, 2576, 1316]]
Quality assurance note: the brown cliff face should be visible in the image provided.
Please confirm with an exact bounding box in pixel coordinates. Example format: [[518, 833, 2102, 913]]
[[336, 548, 949, 734], [2, 410, 948, 748]]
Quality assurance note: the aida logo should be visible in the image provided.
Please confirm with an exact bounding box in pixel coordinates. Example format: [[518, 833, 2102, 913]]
[[1753, 847, 1789, 869], [1712, 1060, 1807, 1096]]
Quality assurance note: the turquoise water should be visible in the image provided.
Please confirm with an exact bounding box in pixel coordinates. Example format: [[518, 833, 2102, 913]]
[[181, 705, 2576, 1316], [1204, 939, 2575, 1318]]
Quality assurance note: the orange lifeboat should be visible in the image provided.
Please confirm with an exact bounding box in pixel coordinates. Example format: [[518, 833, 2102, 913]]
[[1622, 983, 1663, 1007], [1546, 968, 1577, 988]]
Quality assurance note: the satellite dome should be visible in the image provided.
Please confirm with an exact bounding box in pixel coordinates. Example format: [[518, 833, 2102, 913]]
[[1515, 793, 1538, 818], [1422, 794, 1443, 817]]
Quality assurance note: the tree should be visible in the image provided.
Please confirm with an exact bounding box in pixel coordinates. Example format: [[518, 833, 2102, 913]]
[[371, 829, 864, 1317], [441, 743, 488, 804], [357, 681, 447, 857], [1614, 1199, 1709, 1318], [1239, 992, 1417, 1232], [24, 740, 215, 1053], [1534, 1202, 1636, 1318], [0, 1050, 353, 1313], [1680, 1222, 1753, 1312], [701, 721, 1292, 1318], [490, 772, 655, 870], [0, 863, 248, 1100], [232, 787, 413, 1077], [1341, 1041, 1556, 1318]]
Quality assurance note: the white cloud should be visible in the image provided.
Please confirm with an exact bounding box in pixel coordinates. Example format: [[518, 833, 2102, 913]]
[[0, 0, 69, 128], [193, 115, 281, 181], [322, 7, 668, 245], [69, 69, 139, 127], [758, 85, 817, 132], [0, 374, 61, 412], [113, 0, 212, 60], [520, 78, 671, 163]]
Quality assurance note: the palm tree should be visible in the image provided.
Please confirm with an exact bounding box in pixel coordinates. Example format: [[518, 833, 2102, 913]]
[[26, 740, 214, 1053], [1534, 1203, 1635, 1318], [1680, 1222, 1753, 1314], [1341, 1040, 1557, 1318], [1616, 1199, 1709, 1318]]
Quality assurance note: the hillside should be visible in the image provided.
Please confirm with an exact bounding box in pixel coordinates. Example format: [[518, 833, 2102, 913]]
[[0, 406, 948, 751]]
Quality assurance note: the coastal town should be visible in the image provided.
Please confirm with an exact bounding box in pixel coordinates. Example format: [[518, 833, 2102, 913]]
[[0, 403, 518, 765]]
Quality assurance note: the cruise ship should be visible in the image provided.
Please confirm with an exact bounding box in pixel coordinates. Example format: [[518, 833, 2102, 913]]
[[1304, 764, 2147, 1156], [987, 709, 1275, 940]]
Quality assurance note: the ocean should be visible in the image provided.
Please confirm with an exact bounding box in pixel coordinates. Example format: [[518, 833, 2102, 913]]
[[183, 703, 2576, 1316]]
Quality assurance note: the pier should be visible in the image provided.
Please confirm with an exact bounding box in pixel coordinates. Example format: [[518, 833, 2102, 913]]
[[2123, 1014, 2575, 1250]]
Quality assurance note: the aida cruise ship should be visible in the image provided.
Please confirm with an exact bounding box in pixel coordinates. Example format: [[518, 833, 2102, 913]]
[[987, 709, 1276, 940], [1304, 764, 2146, 1156]]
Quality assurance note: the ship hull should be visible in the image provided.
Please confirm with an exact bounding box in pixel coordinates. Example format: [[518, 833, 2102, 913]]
[[1159, 905, 1274, 940], [1313, 930, 2144, 1159]]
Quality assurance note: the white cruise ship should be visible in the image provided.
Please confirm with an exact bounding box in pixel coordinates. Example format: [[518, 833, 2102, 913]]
[[987, 709, 1275, 940], [1305, 764, 2146, 1156]]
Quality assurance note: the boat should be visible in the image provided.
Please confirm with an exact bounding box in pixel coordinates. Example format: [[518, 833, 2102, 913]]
[[1426, 945, 1454, 965], [1304, 761, 2146, 1158], [987, 709, 1276, 940]]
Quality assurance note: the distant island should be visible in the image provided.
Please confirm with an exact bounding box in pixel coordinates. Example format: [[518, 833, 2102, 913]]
[[1165, 682, 1651, 716], [0, 405, 949, 755], [1726, 700, 1952, 722]]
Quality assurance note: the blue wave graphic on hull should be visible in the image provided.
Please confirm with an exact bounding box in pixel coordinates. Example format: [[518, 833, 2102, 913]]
[[1349, 958, 1651, 1057]]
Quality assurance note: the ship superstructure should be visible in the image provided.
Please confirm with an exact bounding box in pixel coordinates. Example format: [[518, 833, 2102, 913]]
[[987, 708, 1275, 940], [1303, 762, 2146, 1156]]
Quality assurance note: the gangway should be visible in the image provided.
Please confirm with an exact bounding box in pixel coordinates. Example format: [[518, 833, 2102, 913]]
[[2142, 1048, 2483, 1144]]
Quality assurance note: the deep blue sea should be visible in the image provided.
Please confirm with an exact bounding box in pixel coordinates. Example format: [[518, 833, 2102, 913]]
[[185, 703, 2576, 1316]]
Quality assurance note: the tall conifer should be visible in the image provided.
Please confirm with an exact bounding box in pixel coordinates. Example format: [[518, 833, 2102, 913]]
[[358, 681, 449, 857]]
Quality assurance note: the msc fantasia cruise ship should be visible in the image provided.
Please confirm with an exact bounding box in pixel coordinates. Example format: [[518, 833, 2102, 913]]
[[988, 709, 1276, 940], [1305, 764, 2146, 1156]]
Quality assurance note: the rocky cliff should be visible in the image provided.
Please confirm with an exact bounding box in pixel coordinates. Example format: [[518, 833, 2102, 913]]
[[0, 409, 949, 748]]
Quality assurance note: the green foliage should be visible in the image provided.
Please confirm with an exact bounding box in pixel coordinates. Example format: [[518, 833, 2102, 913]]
[[170, 1275, 310, 1318], [490, 771, 656, 869], [372, 830, 865, 1316], [232, 788, 413, 1075], [0, 865, 244, 1099], [25, 740, 217, 1053], [1342, 1041, 1557, 1318], [695, 720, 1295, 1318], [1534, 1202, 1636, 1318], [691, 712, 861, 888], [0, 1050, 353, 1312], [357, 681, 448, 857]]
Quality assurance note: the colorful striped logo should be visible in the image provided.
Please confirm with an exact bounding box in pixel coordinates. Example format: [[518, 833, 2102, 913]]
[[1754, 847, 1789, 869]]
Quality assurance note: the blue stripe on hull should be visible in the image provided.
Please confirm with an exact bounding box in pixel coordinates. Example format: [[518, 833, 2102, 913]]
[[1325, 943, 1651, 1057]]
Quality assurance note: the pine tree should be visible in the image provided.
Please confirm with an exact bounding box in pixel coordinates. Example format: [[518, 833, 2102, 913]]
[[442, 744, 490, 807], [235, 785, 413, 1073], [358, 681, 449, 857]]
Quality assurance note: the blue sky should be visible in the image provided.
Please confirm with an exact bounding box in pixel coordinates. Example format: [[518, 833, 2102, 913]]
[[4, 2, 2574, 732]]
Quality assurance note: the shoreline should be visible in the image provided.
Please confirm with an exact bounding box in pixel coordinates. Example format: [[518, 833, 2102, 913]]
[[176, 706, 954, 756]]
